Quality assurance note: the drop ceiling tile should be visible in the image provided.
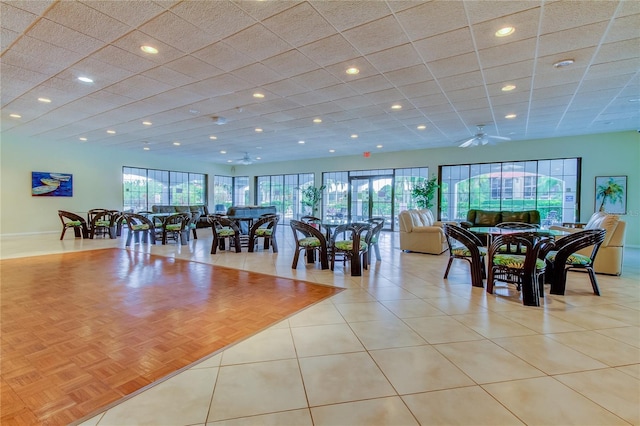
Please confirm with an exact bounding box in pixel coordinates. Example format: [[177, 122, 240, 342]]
[[170, 0, 254, 40], [224, 24, 290, 61], [0, 63, 48, 86], [310, 0, 391, 31], [438, 70, 484, 92], [72, 57, 136, 84], [263, 79, 308, 97], [489, 90, 531, 107], [27, 19, 103, 56], [8, 35, 83, 71], [298, 34, 360, 67], [324, 57, 380, 83], [605, 14, 640, 44], [233, 0, 298, 21], [530, 94, 574, 107], [483, 61, 534, 84], [541, 0, 618, 34], [453, 97, 491, 111], [398, 80, 441, 99], [385, 64, 434, 87], [428, 52, 480, 79], [347, 75, 393, 95], [366, 44, 423, 74], [112, 30, 185, 64], [138, 11, 214, 53], [1, 47, 72, 77], [290, 69, 342, 90], [580, 73, 636, 92], [478, 38, 537, 68], [1, 27, 19, 50], [81, 0, 165, 27], [365, 88, 405, 105], [447, 86, 487, 102], [333, 95, 375, 111], [104, 74, 173, 100], [534, 65, 588, 88], [141, 66, 194, 86], [396, 1, 467, 40], [165, 55, 223, 80], [287, 91, 331, 107], [414, 27, 475, 63], [538, 21, 608, 57], [231, 62, 283, 86], [594, 38, 640, 63], [182, 73, 252, 97], [342, 15, 410, 55], [192, 41, 254, 72], [0, 3, 38, 32], [464, 1, 541, 25], [45, 1, 131, 42], [262, 50, 320, 79], [92, 45, 158, 73], [263, 2, 335, 47], [617, 0, 640, 17], [315, 84, 359, 102], [471, 7, 541, 50]]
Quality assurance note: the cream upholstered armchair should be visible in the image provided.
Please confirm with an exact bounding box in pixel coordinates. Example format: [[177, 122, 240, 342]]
[[550, 212, 626, 275], [398, 209, 448, 254]]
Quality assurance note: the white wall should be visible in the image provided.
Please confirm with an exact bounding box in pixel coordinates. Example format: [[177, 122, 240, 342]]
[[0, 135, 230, 235], [239, 131, 640, 247], [2, 130, 638, 246]]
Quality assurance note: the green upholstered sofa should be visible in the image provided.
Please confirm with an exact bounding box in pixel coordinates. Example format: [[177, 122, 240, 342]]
[[150, 205, 211, 228], [460, 209, 541, 229]]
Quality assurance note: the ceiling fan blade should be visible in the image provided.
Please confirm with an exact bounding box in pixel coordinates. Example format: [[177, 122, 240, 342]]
[[488, 135, 511, 141], [458, 137, 476, 148]]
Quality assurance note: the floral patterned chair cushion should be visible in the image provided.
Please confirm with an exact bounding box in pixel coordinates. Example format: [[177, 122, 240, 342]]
[[493, 254, 545, 270], [546, 251, 591, 266], [299, 237, 321, 247]]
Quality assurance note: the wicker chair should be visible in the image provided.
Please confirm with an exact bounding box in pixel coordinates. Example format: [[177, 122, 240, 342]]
[[208, 216, 242, 254], [328, 222, 370, 276], [157, 213, 190, 245], [122, 213, 155, 246], [58, 210, 89, 240], [443, 224, 487, 288], [248, 214, 279, 253], [88, 209, 119, 239], [487, 233, 555, 306], [545, 229, 606, 296], [290, 219, 329, 270], [366, 217, 385, 262]]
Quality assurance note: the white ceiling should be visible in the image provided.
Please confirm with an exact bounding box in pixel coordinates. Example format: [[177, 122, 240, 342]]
[[1, 0, 639, 165]]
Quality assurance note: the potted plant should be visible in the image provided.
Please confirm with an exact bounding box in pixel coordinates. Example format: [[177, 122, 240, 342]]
[[596, 178, 624, 212], [300, 184, 326, 216], [411, 176, 439, 209]]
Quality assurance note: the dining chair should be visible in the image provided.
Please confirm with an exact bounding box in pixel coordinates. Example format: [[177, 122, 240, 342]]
[[158, 213, 190, 245], [208, 216, 242, 254], [443, 223, 487, 288], [248, 214, 279, 253], [89, 210, 119, 239], [187, 211, 201, 240], [58, 210, 89, 239], [121, 213, 156, 246], [545, 229, 606, 296], [290, 219, 329, 270], [487, 232, 555, 306], [328, 222, 370, 276], [366, 217, 385, 262]]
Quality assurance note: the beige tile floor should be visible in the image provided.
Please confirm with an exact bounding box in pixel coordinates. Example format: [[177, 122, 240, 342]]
[[1, 226, 639, 426]]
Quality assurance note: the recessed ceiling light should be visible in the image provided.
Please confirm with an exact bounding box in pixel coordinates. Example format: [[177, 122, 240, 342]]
[[142, 121, 152, 126], [376, 144, 383, 148], [351, 134, 358, 139], [346, 67, 360, 75], [505, 114, 517, 119], [79, 137, 87, 141], [329, 149, 335, 153], [209, 135, 217, 140], [77, 76, 93, 83], [501, 84, 516, 92], [227, 159, 233, 163], [298, 140, 305, 144], [173, 142, 181, 146], [255, 128, 263, 132], [628, 98, 640, 102], [107, 130, 116, 134], [220, 150, 227, 154], [313, 118, 322, 123], [38, 97, 51, 103], [391, 104, 402, 110], [495, 26, 515, 37], [189, 109, 200, 115], [140, 45, 158, 54], [256, 156, 261, 160], [417, 125, 426, 130], [143, 147, 150, 151], [253, 92, 265, 98], [9, 113, 21, 118], [553, 59, 574, 68]]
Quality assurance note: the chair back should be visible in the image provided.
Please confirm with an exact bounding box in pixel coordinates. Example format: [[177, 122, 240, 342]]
[[301, 215, 321, 224], [290, 219, 326, 244], [250, 214, 279, 234], [162, 213, 189, 230], [443, 223, 484, 254], [122, 213, 155, 232], [553, 229, 606, 263], [59, 210, 86, 225]]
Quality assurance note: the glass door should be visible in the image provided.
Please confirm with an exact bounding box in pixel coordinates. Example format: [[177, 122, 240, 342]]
[[349, 176, 393, 230]]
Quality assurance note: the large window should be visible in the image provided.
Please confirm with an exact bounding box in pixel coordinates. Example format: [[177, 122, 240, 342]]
[[123, 167, 206, 212], [439, 158, 580, 225], [323, 167, 429, 231], [212, 175, 249, 213], [255, 173, 314, 222]]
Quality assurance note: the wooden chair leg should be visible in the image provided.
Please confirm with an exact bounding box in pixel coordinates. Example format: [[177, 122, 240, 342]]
[[292, 249, 300, 268], [588, 268, 601, 296], [443, 256, 454, 278]]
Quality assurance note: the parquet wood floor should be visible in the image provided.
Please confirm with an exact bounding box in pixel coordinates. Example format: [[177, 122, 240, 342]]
[[0, 248, 342, 425]]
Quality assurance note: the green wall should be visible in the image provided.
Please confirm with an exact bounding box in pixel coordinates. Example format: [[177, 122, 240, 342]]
[[1, 130, 638, 247]]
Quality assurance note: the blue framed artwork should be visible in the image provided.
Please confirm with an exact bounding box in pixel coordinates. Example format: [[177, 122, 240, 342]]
[[32, 172, 73, 197]]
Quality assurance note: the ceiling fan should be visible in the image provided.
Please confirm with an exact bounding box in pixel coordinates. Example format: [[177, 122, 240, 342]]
[[458, 125, 511, 148], [236, 152, 256, 165]]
